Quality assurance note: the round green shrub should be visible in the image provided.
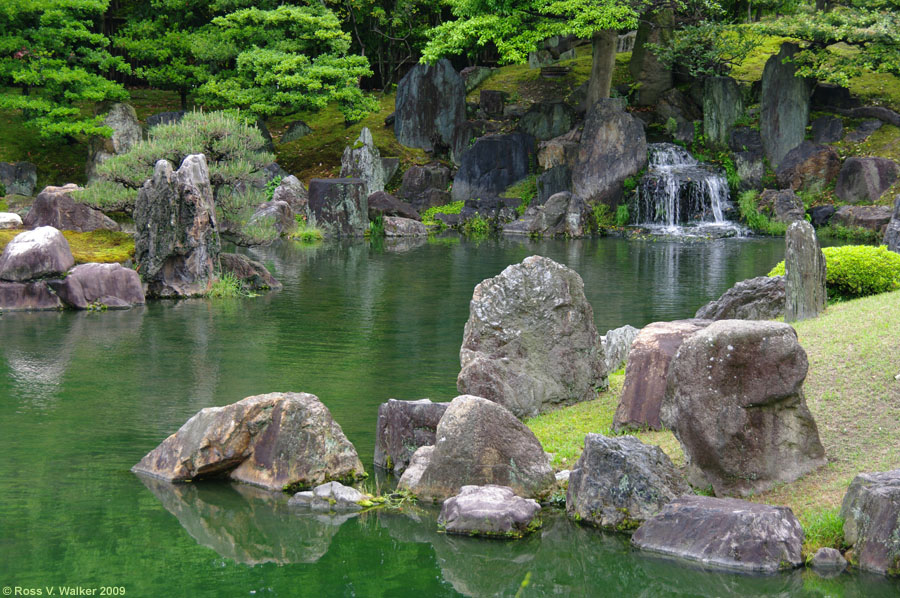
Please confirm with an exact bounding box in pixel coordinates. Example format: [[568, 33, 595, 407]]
[[768, 245, 900, 299]]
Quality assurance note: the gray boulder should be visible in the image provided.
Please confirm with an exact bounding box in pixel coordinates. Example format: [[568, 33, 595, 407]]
[[450, 120, 486, 166], [631, 496, 804, 573], [397, 395, 555, 501], [0, 212, 23, 230], [834, 157, 899, 203], [502, 192, 590, 238], [340, 127, 385, 195], [518, 102, 576, 141], [479, 90, 507, 118], [832, 205, 893, 235], [398, 164, 450, 205], [439, 485, 541, 538], [248, 200, 295, 235], [844, 119, 882, 143], [132, 392, 366, 492], [839, 469, 900, 576], [460, 66, 493, 93], [383, 216, 426, 237], [734, 151, 765, 191], [23, 184, 119, 232], [662, 320, 826, 495], [272, 175, 308, 214], [0, 281, 63, 311], [218, 253, 282, 291], [809, 205, 836, 228], [775, 142, 841, 192], [884, 195, 900, 252], [760, 43, 813, 167], [0, 161, 37, 196], [537, 127, 581, 170], [367, 191, 419, 221], [395, 59, 466, 151], [810, 547, 847, 575], [374, 398, 449, 474], [695, 275, 785, 321], [729, 127, 764, 156], [307, 178, 368, 238], [0, 226, 74, 282], [457, 256, 608, 419], [536, 165, 572, 205], [703, 76, 744, 148], [811, 116, 843, 144], [86, 103, 142, 181], [288, 481, 369, 512], [629, 11, 673, 105], [146, 111, 185, 129], [758, 188, 806, 224], [451, 132, 535, 203], [785, 220, 826, 322], [48, 263, 145, 309], [601, 324, 639, 373], [281, 120, 312, 143], [566, 434, 689, 531]]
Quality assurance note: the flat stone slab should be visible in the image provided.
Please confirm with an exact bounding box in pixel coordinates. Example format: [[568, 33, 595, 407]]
[[438, 485, 541, 538]]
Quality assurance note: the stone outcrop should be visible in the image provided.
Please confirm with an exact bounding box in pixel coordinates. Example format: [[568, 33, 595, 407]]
[[631, 496, 804, 573], [340, 128, 386, 196], [601, 324, 639, 373], [517, 102, 576, 141], [48, 263, 144, 309], [383, 216, 426, 237], [307, 178, 368, 238], [0, 161, 37, 196], [395, 59, 466, 151], [451, 133, 535, 203], [694, 275, 785, 321], [840, 469, 900, 576], [288, 481, 370, 512], [832, 205, 893, 235], [811, 115, 843, 143], [536, 165, 572, 205], [457, 256, 607, 419], [398, 163, 451, 210], [479, 90, 507, 117], [834, 157, 899, 204], [218, 253, 282, 291], [397, 395, 555, 501], [662, 320, 826, 495], [629, 10, 674, 106], [439, 485, 541, 538], [374, 399, 449, 474], [775, 142, 841, 193], [0, 281, 63, 311], [0, 226, 74, 282], [703, 76, 744, 148], [132, 392, 366, 492], [566, 434, 689, 531], [885, 195, 900, 252], [86, 103, 142, 181], [758, 188, 806, 224], [809, 205, 836, 228], [760, 43, 813, 168], [367, 191, 419, 221], [537, 127, 581, 171], [23, 184, 119, 232], [501, 192, 591, 238], [271, 175, 308, 214], [784, 220, 826, 322]]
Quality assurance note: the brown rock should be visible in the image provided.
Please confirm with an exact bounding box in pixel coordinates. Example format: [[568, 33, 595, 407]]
[[23, 184, 119, 232], [218, 253, 282, 291], [0, 281, 63, 311], [775, 142, 841, 192], [48, 262, 145, 309]]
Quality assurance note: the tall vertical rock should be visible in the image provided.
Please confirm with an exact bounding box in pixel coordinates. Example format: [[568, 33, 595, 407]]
[[703, 77, 744, 148], [307, 179, 368, 237], [340, 128, 386, 196], [885, 195, 900, 253], [760, 43, 813, 168], [629, 10, 674, 106], [86, 103, 143, 182], [784, 220, 826, 322], [394, 59, 466, 151]]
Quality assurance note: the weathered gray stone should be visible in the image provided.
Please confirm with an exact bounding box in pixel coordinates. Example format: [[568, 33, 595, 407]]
[[729, 127, 764, 156], [734, 151, 764, 192], [662, 320, 826, 495], [307, 178, 368, 238], [810, 547, 847, 575], [457, 256, 607, 419], [566, 434, 689, 531], [288, 481, 369, 512], [758, 188, 806, 224], [367, 191, 419, 221], [703, 76, 744, 148], [451, 133, 535, 203], [395, 59, 466, 151], [844, 119, 882, 143], [87, 103, 142, 181], [809, 205, 836, 228], [518, 102, 576, 141], [48, 263, 144, 309], [601, 324, 639, 373], [0, 161, 37, 196], [536, 165, 572, 205], [629, 11, 674, 106], [775, 142, 841, 192], [695, 275, 785, 321], [834, 157, 899, 204], [811, 116, 843, 144], [146, 111, 185, 129], [383, 216, 426, 237], [271, 175, 308, 214], [885, 195, 900, 253], [248, 200, 295, 235], [460, 66, 493, 93], [398, 164, 451, 204], [374, 398, 449, 474], [760, 43, 813, 167], [23, 184, 119, 232], [785, 220, 826, 322], [832, 205, 893, 235], [281, 120, 312, 143], [538, 132, 581, 171], [439, 485, 541, 538], [632, 496, 804, 573], [501, 192, 590, 238], [132, 392, 366, 492], [218, 253, 282, 291], [450, 121, 486, 166], [397, 395, 555, 501], [0, 212, 23, 229], [840, 469, 900, 576], [0, 281, 63, 311], [340, 127, 385, 195], [657, 88, 702, 125], [479, 90, 508, 117], [0, 226, 74, 282]]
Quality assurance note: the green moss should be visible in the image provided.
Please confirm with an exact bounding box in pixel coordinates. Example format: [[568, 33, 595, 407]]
[[461, 214, 491, 237], [0, 198, 7, 211], [501, 175, 537, 216], [421, 200, 464, 226], [737, 190, 787, 236], [729, 35, 798, 84]]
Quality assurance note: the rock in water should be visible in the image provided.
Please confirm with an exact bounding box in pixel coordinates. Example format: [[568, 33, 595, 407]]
[[394, 59, 465, 151], [834, 157, 899, 204], [0, 226, 74, 282], [566, 434, 689, 531], [48, 263, 145, 309], [694, 275, 785, 321], [132, 392, 365, 492], [307, 178, 368, 238], [86, 103, 142, 182], [247, 200, 295, 235], [23, 184, 119, 232], [289, 481, 370, 512], [451, 133, 535, 203], [340, 128, 386, 196], [439, 485, 541, 538], [0, 281, 63, 311], [502, 192, 591, 238], [0, 161, 37, 196], [374, 399, 449, 474], [397, 395, 555, 501], [662, 320, 826, 496], [382, 216, 426, 237], [218, 253, 282, 291], [885, 195, 900, 253], [839, 469, 900, 576], [784, 220, 826, 322], [760, 43, 813, 168], [810, 548, 847, 575], [456, 256, 608, 419], [703, 76, 744, 148], [601, 324, 639, 373], [631, 496, 804, 573], [134, 155, 220, 298], [367, 191, 420, 221]]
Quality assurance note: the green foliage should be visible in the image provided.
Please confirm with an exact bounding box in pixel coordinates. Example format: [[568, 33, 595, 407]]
[[818, 223, 884, 245], [649, 21, 764, 78], [237, 214, 280, 246], [421, 200, 464, 226], [502, 175, 537, 216], [207, 271, 249, 298], [593, 203, 614, 229], [738, 190, 787, 236], [1, 229, 135, 264], [799, 507, 845, 559], [768, 245, 900, 300], [264, 175, 283, 202], [71, 180, 138, 211], [462, 214, 491, 237], [622, 175, 639, 193], [367, 214, 385, 237], [0, 184, 6, 200], [615, 203, 630, 227]]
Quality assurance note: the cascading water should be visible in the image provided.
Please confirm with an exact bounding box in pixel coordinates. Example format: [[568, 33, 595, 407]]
[[633, 143, 742, 236]]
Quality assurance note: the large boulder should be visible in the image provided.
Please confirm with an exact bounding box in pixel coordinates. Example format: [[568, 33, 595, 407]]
[[247, 200, 295, 235], [134, 155, 220, 298], [373, 398, 449, 474], [398, 164, 450, 207], [439, 485, 541, 538], [271, 175, 308, 214], [48, 263, 144, 309], [0, 226, 74, 282], [517, 102, 576, 141], [0, 161, 37, 196], [760, 43, 813, 168], [784, 220, 826, 322], [397, 395, 555, 501], [572, 99, 648, 204], [775, 141, 841, 192], [537, 128, 581, 171], [501, 191, 591, 238], [451, 133, 535, 203], [383, 216, 426, 237], [456, 256, 608, 419], [694, 275, 785, 321], [132, 392, 366, 492], [601, 324, 639, 373], [395, 59, 466, 151], [839, 469, 900, 576], [631, 496, 804, 573], [86, 103, 142, 181], [23, 184, 119, 232], [307, 178, 368, 238], [612, 320, 709, 432], [811, 116, 844, 144], [703, 76, 744, 148], [757, 188, 806, 224], [218, 253, 282, 291], [831, 205, 893, 235], [0, 212, 23, 229], [340, 127, 386, 196], [834, 157, 899, 204], [566, 434, 689, 531], [662, 320, 826, 495], [885, 195, 900, 252], [535, 165, 572, 205], [0, 281, 63, 311], [367, 191, 419, 221], [733, 151, 765, 192], [629, 10, 674, 106]]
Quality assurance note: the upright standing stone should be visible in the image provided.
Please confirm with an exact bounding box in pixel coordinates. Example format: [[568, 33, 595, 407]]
[[703, 77, 744, 148], [885, 195, 900, 253], [450, 133, 535, 203], [839, 469, 900, 576], [629, 10, 674, 106], [784, 220, 826, 322], [86, 103, 143, 182], [395, 59, 466, 151], [374, 399, 449, 474], [307, 178, 368, 237], [760, 43, 813, 168], [340, 128, 385, 196]]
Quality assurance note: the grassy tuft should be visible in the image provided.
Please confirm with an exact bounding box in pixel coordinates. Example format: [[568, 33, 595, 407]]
[[501, 175, 537, 216], [421, 201, 464, 227], [799, 507, 845, 559], [738, 190, 787, 236], [206, 271, 248, 298]]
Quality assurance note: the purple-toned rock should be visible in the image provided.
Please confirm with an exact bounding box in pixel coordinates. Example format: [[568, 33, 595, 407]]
[[271, 175, 308, 214], [374, 399, 449, 474], [775, 142, 841, 192], [48, 263, 144, 309], [835, 157, 899, 204], [23, 184, 119, 232], [218, 253, 281, 291], [694, 275, 785, 321], [840, 469, 900, 576], [0, 281, 63, 311], [831, 205, 893, 235], [439, 485, 541, 538], [367, 191, 419, 221], [0, 226, 74, 282]]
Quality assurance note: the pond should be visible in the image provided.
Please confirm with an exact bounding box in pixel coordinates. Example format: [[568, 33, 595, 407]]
[[1, 235, 897, 597]]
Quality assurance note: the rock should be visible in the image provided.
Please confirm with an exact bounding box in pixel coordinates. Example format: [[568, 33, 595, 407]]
[[694, 275, 785, 321], [450, 120, 486, 166], [601, 324, 639, 373], [373, 399, 449, 474], [254, 119, 275, 153], [758, 188, 806, 224], [573, 99, 648, 204], [459, 195, 520, 226], [381, 158, 400, 183], [271, 175, 308, 214], [457, 256, 607, 419], [281, 120, 312, 143], [417, 189, 452, 213], [451, 132, 535, 202], [460, 66, 493, 93], [734, 151, 764, 192], [398, 164, 451, 204], [132, 392, 366, 492], [613, 320, 709, 432], [785, 220, 826, 322], [662, 320, 826, 495], [23, 184, 119, 232], [0, 212, 23, 229], [810, 547, 847, 574], [307, 178, 368, 238], [839, 469, 900, 576], [536, 165, 572, 205], [367, 191, 419, 221], [657, 88, 702, 125], [518, 102, 576, 141], [434, 213, 460, 228], [439, 485, 541, 538], [629, 11, 674, 105], [527, 35, 578, 68], [775, 142, 841, 192], [885, 195, 900, 252], [383, 216, 426, 237], [0, 226, 74, 282], [479, 90, 508, 117], [288, 481, 369, 512], [537, 131, 581, 171], [340, 127, 385, 196], [48, 263, 144, 309], [811, 116, 844, 144], [501, 192, 590, 238], [703, 76, 744, 148], [760, 43, 813, 167], [248, 200, 295, 235], [834, 157, 899, 204], [395, 59, 466, 151], [218, 253, 282, 291], [397, 395, 555, 500], [134, 155, 220, 298], [617, 30, 637, 53], [811, 83, 859, 110], [844, 119, 882, 143], [832, 205, 893, 235], [146, 111, 185, 129], [566, 434, 689, 531], [631, 496, 804, 573], [0, 281, 63, 311], [86, 103, 142, 181], [728, 127, 764, 156], [0, 161, 37, 196]]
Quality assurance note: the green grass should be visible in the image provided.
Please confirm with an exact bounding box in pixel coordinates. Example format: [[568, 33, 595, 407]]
[[421, 200, 464, 226], [799, 507, 846, 559], [737, 190, 787, 236], [0, 228, 134, 263], [501, 175, 537, 215], [207, 271, 248, 298]]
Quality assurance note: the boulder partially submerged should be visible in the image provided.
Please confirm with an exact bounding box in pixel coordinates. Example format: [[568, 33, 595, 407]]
[[840, 469, 900, 576], [438, 485, 541, 538], [374, 398, 449, 474], [289, 481, 371, 512]]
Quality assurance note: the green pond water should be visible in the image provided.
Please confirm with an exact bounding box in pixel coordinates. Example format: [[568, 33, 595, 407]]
[[1, 236, 898, 597]]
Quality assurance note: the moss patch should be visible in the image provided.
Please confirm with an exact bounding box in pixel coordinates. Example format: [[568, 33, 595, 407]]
[[0, 229, 134, 264]]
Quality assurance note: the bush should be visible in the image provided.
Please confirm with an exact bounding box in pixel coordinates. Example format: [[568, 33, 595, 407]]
[[738, 190, 787, 236], [207, 271, 248, 298], [768, 245, 900, 299], [462, 214, 490, 237]]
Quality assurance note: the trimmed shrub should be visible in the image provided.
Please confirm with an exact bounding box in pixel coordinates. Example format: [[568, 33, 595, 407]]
[[768, 245, 900, 299]]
